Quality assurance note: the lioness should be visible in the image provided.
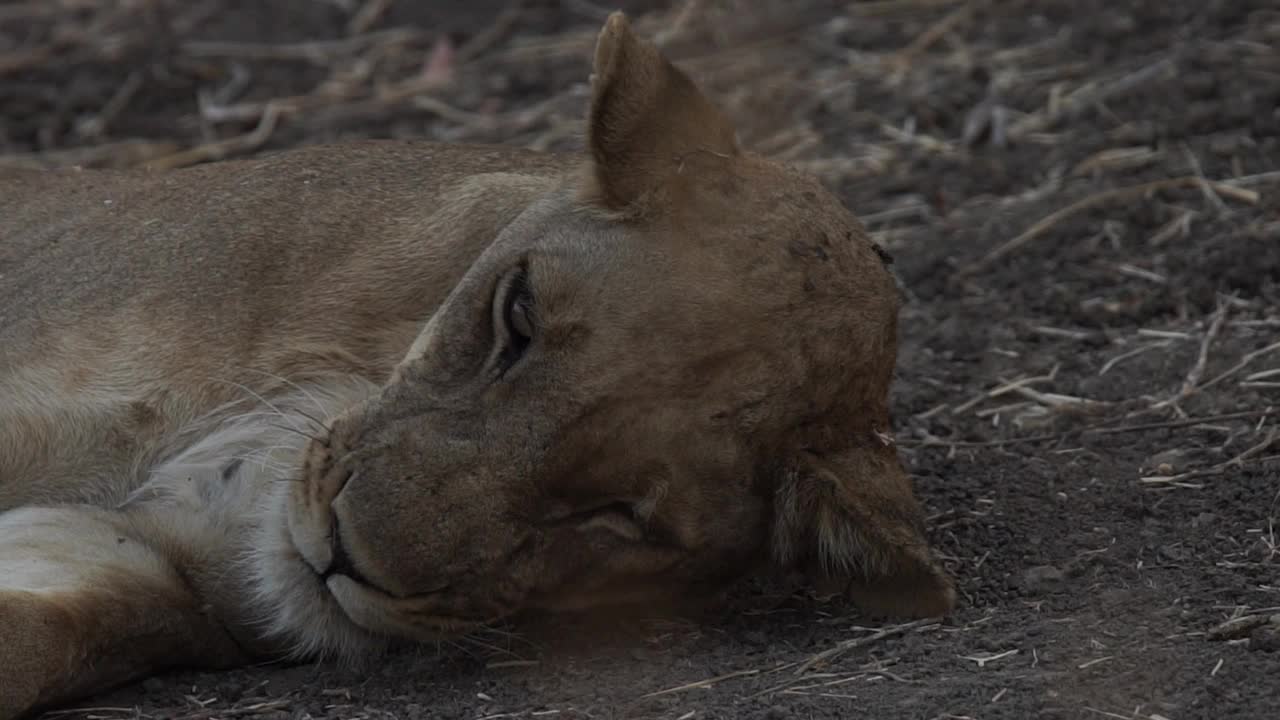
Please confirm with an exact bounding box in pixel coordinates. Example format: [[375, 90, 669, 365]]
[[0, 13, 954, 719]]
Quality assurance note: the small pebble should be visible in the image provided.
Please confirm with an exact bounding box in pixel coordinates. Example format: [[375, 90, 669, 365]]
[[1148, 449, 1185, 474], [1193, 512, 1216, 528], [1023, 565, 1065, 593]]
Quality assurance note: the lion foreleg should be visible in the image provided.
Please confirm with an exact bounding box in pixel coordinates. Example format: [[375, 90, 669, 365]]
[[0, 506, 249, 720]]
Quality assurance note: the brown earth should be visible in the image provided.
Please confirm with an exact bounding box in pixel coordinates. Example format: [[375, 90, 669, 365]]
[[4, 1, 1280, 718]]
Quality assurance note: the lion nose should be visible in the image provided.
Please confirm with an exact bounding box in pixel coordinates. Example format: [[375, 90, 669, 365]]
[[288, 442, 356, 577], [313, 448, 354, 508]]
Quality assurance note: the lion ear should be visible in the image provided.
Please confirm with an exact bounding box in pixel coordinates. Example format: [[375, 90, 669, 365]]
[[582, 11, 739, 210], [773, 442, 956, 619]]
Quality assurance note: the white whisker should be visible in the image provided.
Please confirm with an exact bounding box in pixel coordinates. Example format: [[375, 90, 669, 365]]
[[205, 377, 311, 435], [233, 366, 335, 425]]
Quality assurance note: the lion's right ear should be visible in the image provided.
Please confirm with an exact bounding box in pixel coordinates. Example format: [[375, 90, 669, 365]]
[[581, 11, 739, 211], [773, 442, 956, 619]]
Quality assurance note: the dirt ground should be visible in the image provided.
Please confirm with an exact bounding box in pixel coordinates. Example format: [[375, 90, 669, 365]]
[[4, 0, 1280, 718]]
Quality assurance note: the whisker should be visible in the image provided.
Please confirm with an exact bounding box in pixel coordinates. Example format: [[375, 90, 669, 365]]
[[292, 407, 332, 433], [267, 422, 328, 446], [223, 410, 327, 433], [238, 444, 305, 465], [233, 366, 335, 424], [206, 378, 316, 434], [176, 452, 294, 477], [226, 455, 294, 475]]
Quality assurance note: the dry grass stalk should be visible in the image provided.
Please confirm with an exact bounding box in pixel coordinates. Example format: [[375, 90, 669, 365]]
[[793, 619, 935, 676], [1146, 210, 1196, 247], [1208, 613, 1280, 641], [639, 669, 761, 699], [1008, 56, 1177, 138], [1099, 342, 1170, 376], [1182, 143, 1231, 214], [884, 0, 985, 83], [1151, 303, 1230, 410], [952, 367, 1060, 415], [181, 29, 420, 63], [143, 103, 282, 171], [1141, 431, 1279, 487], [903, 408, 1277, 450], [346, 0, 393, 36], [1198, 341, 1280, 394], [1070, 146, 1163, 177], [962, 176, 1262, 275]]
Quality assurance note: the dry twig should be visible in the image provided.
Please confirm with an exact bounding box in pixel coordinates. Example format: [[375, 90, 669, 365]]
[[143, 103, 282, 171], [1151, 303, 1230, 410], [794, 620, 935, 676], [1009, 56, 1177, 138], [638, 668, 761, 699], [962, 176, 1261, 275]]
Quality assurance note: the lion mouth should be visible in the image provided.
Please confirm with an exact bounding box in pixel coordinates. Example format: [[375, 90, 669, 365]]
[[277, 474, 496, 643], [323, 574, 485, 640], [284, 521, 474, 639], [316, 512, 381, 589], [253, 531, 479, 660]]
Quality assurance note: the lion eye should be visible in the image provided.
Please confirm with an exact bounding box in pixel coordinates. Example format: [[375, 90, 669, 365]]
[[506, 288, 534, 346], [575, 509, 644, 541], [493, 265, 534, 374]]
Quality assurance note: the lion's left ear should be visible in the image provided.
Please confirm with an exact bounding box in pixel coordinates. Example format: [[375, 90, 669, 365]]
[[581, 11, 739, 210], [773, 441, 956, 619]]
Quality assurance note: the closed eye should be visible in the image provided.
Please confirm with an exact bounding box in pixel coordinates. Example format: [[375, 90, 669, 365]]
[[543, 501, 644, 541]]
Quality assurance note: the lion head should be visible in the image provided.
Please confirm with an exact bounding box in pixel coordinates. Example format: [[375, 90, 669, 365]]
[[252, 12, 954, 657]]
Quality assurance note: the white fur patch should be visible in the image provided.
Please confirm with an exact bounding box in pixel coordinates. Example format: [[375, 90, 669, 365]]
[[0, 507, 166, 594], [131, 376, 389, 660]]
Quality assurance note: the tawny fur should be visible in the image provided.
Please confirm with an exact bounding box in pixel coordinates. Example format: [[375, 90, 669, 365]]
[[0, 13, 954, 719]]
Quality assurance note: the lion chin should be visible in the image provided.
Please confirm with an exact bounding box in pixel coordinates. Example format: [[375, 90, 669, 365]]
[[248, 471, 491, 663], [138, 376, 396, 663], [134, 376, 484, 663], [249, 479, 387, 663]]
